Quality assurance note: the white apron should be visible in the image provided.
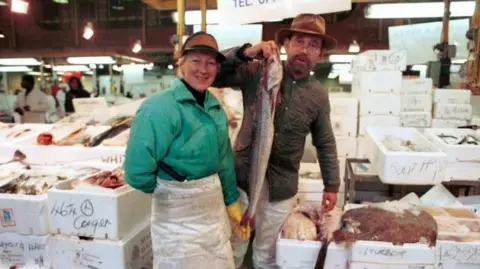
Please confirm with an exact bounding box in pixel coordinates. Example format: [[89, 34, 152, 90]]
[[151, 174, 235, 269]]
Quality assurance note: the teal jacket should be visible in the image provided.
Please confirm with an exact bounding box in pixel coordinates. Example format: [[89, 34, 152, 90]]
[[123, 79, 239, 206]]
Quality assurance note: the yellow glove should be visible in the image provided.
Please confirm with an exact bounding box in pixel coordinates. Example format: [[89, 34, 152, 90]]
[[227, 201, 251, 241]]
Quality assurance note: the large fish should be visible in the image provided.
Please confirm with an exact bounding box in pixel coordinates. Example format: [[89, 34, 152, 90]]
[[240, 53, 283, 227]]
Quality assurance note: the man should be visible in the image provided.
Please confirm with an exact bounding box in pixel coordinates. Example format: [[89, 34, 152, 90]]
[[14, 75, 49, 123], [213, 14, 340, 268]]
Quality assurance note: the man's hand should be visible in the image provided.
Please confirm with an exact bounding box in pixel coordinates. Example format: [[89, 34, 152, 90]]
[[23, 106, 30, 112], [322, 192, 338, 212], [14, 108, 24, 116], [244, 41, 278, 60]]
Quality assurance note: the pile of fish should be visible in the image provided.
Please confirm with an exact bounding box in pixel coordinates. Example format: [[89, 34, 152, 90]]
[[382, 135, 434, 152], [0, 163, 101, 195], [81, 168, 126, 189], [437, 133, 480, 146], [281, 203, 324, 241]]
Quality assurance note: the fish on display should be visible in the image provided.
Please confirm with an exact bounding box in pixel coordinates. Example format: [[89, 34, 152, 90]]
[[240, 53, 283, 228], [438, 133, 480, 145], [87, 123, 131, 147]]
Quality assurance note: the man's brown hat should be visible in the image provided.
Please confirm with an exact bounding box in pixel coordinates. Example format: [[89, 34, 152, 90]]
[[275, 14, 337, 50], [181, 31, 226, 62]]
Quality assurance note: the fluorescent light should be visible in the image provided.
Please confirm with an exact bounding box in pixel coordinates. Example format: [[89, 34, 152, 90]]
[[11, 0, 29, 14], [0, 58, 41, 66], [0, 66, 32, 72], [53, 0, 69, 3], [366, 1, 475, 19], [67, 56, 115, 64], [329, 54, 356, 63], [53, 65, 90, 72], [452, 59, 467, 64], [26, 71, 44, 76], [0, 1, 7, 6], [121, 55, 147, 63], [0, 32, 4, 39], [172, 10, 220, 25], [167, 64, 174, 70]]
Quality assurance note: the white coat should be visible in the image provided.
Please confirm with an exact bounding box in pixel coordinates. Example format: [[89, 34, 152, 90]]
[[15, 88, 50, 123]]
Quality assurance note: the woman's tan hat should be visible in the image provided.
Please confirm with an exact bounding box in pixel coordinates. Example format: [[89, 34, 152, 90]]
[[275, 13, 337, 50], [181, 31, 226, 62]]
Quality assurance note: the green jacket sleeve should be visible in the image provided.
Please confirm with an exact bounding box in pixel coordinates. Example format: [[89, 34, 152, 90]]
[[217, 120, 240, 206], [310, 91, 341, 193], [213, 46, 262, 89], [124, 103, 175, 193]]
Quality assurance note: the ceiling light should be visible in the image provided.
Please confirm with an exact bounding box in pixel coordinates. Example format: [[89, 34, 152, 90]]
[[328, 72, 339, 79], [67, 56, 115, 64], [309, 71, 314, 76], [452, 59, 467, 64], [53, 65, 90, 72], [0, 1, 7, 6], [280, 54, 287, 61], [0, 58, 41, 66], [53, 0, 69, 3], [280, 47, 286, 54], [89, 64, 96, 69], [0, 66, 32, 72], [348, 40, 360, 53], [11, 0, 29, 14], [0, 31, 5, 39], [132, 40, 142, 54], [83, 22, 94, 40], [329, 54, 356, 63], [365, 1, 475, 19], [120, 55, 147, 63], [167, 64, 174, 70]]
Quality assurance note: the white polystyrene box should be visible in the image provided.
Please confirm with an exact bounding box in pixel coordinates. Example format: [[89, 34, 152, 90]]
[[359, 94, 401, 116], [432, 119, 468, 128], [335, 136, 357, 157], [365, 127, 448, 185], [276, 234, 322, 268], [48, 177, 151, 241], [400, 94, 433, 112], [0, 232, 50, 268], [348, 241, 436, 264], [324, 242, 348, 269], [49, 219, 152, 269], [424, 128, 480, 163], [0, 194, 49, 236], [352, 71, 403, 96], [399, 112, 432, 128], [351, 50, 407, 72], [0, 123, 53, 146], [329, 96, 359, 117], [437, 240, 480, 265], [433, 103, 472, 121], [433, 89, 471, 104], [330, 116, 358, 137], [359, 116, 400, 136], [401, 78, 433, 94], [349, 262, 434, 269]]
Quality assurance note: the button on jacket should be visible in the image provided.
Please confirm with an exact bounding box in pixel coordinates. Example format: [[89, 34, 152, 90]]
[[124, 79, 239, 206], [213, 47, 340, 202]]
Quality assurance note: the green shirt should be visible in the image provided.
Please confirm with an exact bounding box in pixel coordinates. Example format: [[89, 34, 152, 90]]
[[123, 79, 239, 206]]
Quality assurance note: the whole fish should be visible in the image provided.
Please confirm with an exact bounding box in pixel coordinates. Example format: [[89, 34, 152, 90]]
[[240, 53, 283, 227], [87, 123, 131, 147]]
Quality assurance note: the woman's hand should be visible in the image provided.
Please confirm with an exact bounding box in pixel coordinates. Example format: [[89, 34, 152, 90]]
[[226, 201, 251, 241], [244, 41, 278, 60]]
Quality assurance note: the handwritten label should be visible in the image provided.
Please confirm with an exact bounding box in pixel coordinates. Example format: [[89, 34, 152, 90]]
[[441, 244, 480, 264], [73, 248, 103, 268], [433, 90, 471, 104], [408, 266, 426, 269], [400, 112, 432, 128], [389, 158, 446, 182], [401, 95, 432, 112], [101, 154, 125, 165], [361, 248, 407, 258], [0, 236, 48, 268], [434, 104, 472, 120], [50, 198, 112, 234]]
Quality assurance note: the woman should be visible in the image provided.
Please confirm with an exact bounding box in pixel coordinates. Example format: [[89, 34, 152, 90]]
[[124, 32, 250, 269], [64, 77, 90, 113]]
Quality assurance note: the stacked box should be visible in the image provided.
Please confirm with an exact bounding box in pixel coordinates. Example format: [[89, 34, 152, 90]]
[[399, 78, 433, 128], [432, 89, 472, 128], [351, 50, 407, 159]]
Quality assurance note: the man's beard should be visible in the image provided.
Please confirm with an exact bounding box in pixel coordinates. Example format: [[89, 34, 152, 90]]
[[288, 54, 312, 78]]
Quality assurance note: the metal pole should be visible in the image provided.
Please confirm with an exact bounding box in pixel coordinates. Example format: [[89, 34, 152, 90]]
[[177, 0, 186, 50], [200, 0, 207, 31]]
